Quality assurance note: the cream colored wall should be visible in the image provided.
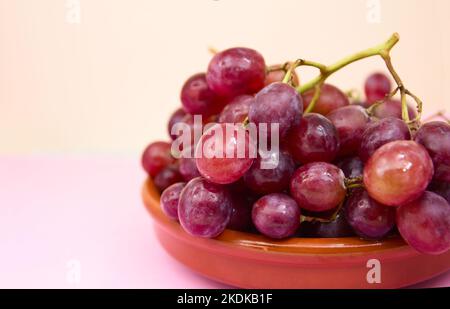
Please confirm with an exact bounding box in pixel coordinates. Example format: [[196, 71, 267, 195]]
[[0, 0, 449, 154]]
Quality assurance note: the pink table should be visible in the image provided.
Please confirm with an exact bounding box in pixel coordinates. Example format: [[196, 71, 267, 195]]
[[0, 155, 448, 288]]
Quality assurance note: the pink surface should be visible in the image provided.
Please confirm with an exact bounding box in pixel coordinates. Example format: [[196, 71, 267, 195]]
[[0, 155, 448, 289]]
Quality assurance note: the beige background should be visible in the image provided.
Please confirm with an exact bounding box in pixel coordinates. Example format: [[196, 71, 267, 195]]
[[0, 0, 449, 154]]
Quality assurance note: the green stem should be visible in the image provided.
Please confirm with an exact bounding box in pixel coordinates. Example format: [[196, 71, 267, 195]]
[[298, 33, 400, 94]]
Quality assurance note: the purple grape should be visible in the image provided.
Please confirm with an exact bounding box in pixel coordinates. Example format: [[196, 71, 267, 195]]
[[415, 121, 450, 169], [364, 72, 391, 104], [179, 157, 201, 181], [372, 99, 417, 120], [243, 150, 296, 194], [290, 162, 346, 212], [218, 95, 254, 123], [327, 105, 370, 156], [302, 84, 349, 115], [249, 82, 302, 139], [178, 177, 233, 238], [142, 141, 175, 177], [428, 181, 450, 204], [181, 73, 224, 117], [252, 193, 300, 239], [154, 164, 184, 192], [167, 108, 187, 140], [359, 117, 411, 162], [335, 156, 364, 179], [345, 188, 395, 239], [206, 47, 266, 98], [397, 191, 450, 255], [287, 113, 339, 163], [160, 182, 186, 220]]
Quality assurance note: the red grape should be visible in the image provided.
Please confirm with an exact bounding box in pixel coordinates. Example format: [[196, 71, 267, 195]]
[[359, 117, 411, 162], [397, 191, 450, 255], [287, 113, 339, 163], [364, 72, 391, 104], [327, 105, 370, 156], [179, 156, 201, 181], [178, 177, 233, 238], [249, 82, 302, 139], [160, 182, 186, 220], [252, 193, 300, 239], [290, 162, 346, 212], [154, 164, 184, 192], [372, 99, 417, 120], [415, 121, 450, 173], [243, 150, 296, 194], [167, 108, 187, 140], [335, 156, 364, 179], [195, 123, 256, 184], [302, 84, 349, 115], [142, 141, 175, 177], [345, 188, 395, 239], [181, 73, 224, 117], [206, 47, 266, 97], [218, 95, 254, 123], [364, 140, 434, 206]]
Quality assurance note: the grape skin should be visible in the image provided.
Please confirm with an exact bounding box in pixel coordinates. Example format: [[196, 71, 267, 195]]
[[218, 95, 254, 124], [363, 140, 434, 206], [142, 141, 175, 177], [206, 47, 266, 98], [154, 164, 184, 192], [345, 188, 395, 239], [397, 191, 450, 255], [181, 73, 224, 117], [335, 156, 364, 179], [372, 99, 417, 120], [167, 108, 187, 140], [302, 84, 349, 115], [290, 162, 346, 212], [364, 72, 391, 104], [415, 121, 450, 182], [178, 177, 233, 238], [359, 117, 411, 162], [243, 150, 296, 194], [252, 193, 300, 239], [327, 105, 370, 156], [160, 182, 186, 220], [249, 82, 303, 139], [195, 123, 256, 184], [287, 113, 339, 163]]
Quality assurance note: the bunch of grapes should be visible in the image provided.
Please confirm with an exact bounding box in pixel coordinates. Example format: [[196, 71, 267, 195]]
[[142, 39, 450, 256]]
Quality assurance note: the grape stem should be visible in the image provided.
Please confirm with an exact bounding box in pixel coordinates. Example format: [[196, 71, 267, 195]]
[[285, 33, 423, 127], [208, 46, 218, 55], [366, 87, 400, 115], [346, 88, 362, 102]]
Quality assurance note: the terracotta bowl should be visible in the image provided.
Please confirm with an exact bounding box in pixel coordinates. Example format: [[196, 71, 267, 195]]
[[142, 178, 450, 288]]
